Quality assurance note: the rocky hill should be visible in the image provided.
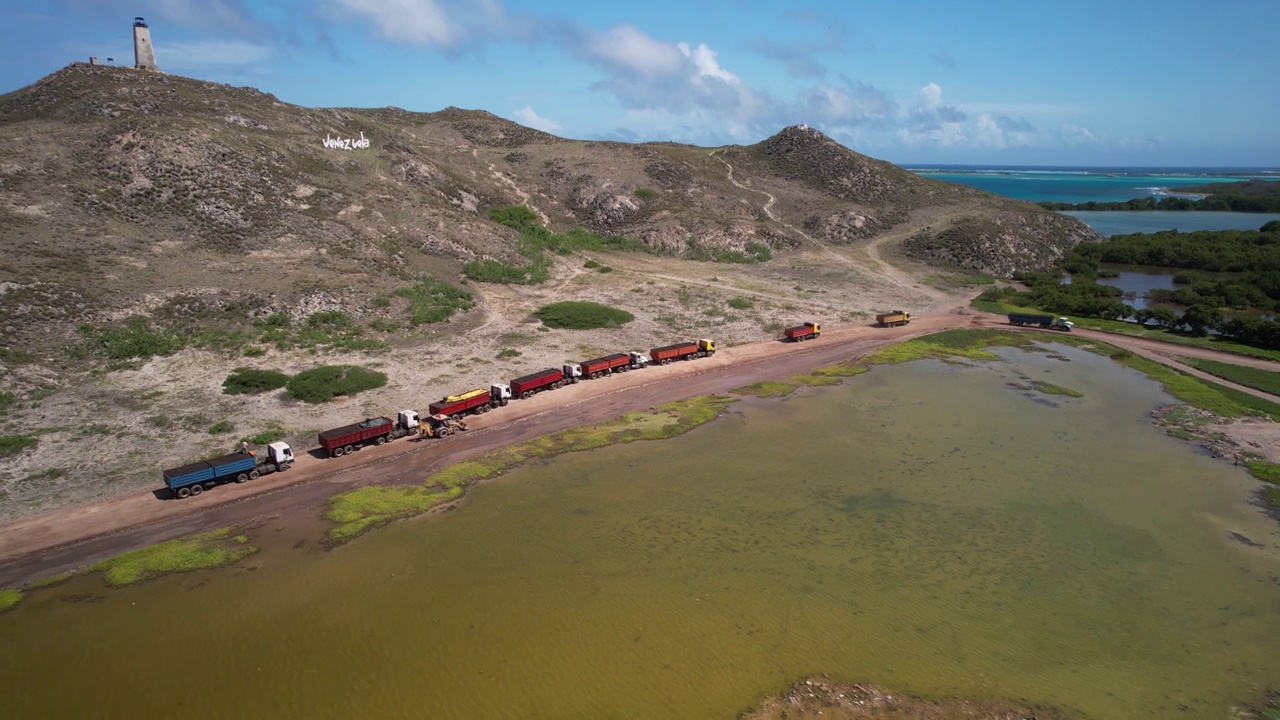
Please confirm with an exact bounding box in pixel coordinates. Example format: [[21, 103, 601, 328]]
[[0, 63, 1101, 517]]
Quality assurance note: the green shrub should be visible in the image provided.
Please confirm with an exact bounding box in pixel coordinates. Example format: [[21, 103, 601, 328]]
[[533, 301, 635, 330], [497, 348, 521, 359], [634, 188, 656, 199], [728, 297, 754, 310], [286, 365, 388, 404], [394, 276, 475, 325], [222, 367, 290, 395], [584, 259, 601, 269], [208, 420, 235, 434], [78, 316, 185, 361], [0, 435, 37, 458], [244, 424, 287, 445]]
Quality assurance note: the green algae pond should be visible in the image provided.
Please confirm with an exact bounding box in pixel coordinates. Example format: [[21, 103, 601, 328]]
[[2, 342, 1279, 719]]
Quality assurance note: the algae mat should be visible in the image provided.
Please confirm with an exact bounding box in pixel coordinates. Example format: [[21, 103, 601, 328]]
[[2, 344, 1279, 719]]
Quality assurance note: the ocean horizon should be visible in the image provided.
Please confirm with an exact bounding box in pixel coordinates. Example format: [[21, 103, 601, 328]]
[[900, 164, 1280, 235], [903, 164, 1276, 204]]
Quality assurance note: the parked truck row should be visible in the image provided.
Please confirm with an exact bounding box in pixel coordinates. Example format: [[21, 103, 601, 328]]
[[162, 337, 722, 494]]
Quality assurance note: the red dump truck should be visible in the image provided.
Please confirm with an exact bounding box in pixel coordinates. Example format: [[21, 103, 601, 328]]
[[429, 384, 512, 418], [510, 368, 567, 399], [319, 416, 398, 458], [784, 322, 821, 341], [649, 339, 716, 365]]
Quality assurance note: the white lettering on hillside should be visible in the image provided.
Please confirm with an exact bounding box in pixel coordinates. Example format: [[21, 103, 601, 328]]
[[323, 131, 370, 150]]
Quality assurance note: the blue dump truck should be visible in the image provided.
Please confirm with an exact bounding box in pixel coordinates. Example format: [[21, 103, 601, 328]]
[[1007, 313, 1074, 331], [163, 442, 295, 499]]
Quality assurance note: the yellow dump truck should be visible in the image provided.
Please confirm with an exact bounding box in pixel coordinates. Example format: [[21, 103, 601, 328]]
[[876, 311, 910, 327]]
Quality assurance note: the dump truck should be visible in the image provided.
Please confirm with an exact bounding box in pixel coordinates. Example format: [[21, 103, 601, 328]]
[[164, 442, 295, 498], [649, 339, 716, 365], [784, 322, 821, 341], [428, 384, 512, 419], [563, 351, 650, 382], [876, 311, 910, 327], [510, 368, 567, 399], [319, 416, 400, 458], [1008, 313, 1074, 331]]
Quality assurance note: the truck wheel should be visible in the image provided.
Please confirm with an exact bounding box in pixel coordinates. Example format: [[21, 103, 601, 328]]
[[500, 398, 508, 406], [332, 447, 345, 458], [190, 484, 203, 496], [344, 444, 355, 455], [521, 391, 531, 399], [176, 487, 191, 499], [235, 473, 249, 484], [375, 436, 386, 445], [249, 470, 260, 480]]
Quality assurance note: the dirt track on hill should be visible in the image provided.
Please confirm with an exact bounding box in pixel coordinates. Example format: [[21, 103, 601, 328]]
[[2, 302, 1279, 587]]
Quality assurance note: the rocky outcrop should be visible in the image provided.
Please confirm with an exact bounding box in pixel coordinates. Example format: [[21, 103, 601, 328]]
[[902, 210, 1103, 275]]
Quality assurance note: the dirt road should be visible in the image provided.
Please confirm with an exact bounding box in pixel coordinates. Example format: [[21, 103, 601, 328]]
[[1, 305, 1277, 587]]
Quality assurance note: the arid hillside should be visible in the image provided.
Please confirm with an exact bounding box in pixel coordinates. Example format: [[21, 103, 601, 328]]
[[0, 63, 1101, 518]]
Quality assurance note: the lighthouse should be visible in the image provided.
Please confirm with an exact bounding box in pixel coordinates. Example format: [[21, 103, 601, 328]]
[[133, 17, 159, 72]]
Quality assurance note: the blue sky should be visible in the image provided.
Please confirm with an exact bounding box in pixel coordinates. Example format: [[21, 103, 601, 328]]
[[5, 0, 1279, 166]]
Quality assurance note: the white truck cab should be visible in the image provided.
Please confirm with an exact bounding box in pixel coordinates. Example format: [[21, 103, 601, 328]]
[[629, 351, 651, 368], [1053, 317, 1075, 331], [562, 363, 583, 383], [490, 383, 512, 404], [397, 409, 420, 433], [267, 441, 294, 466]]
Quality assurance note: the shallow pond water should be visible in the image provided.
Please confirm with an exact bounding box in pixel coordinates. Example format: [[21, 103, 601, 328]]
[[3, 344, 1279, 719]]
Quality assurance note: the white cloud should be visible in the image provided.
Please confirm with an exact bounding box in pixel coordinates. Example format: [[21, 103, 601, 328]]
[[512, 106, 562, 133], [154, 39, 273, 68], [321, 0, 514, 49], [1061, 124, 1102, 145], [972, 113, 1037, 148], [586, 25, 685, 77]]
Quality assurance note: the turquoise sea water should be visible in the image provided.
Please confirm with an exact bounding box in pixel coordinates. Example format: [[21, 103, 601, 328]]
[[903, 165, 1280, 235], [903, 165, 1276, 204]]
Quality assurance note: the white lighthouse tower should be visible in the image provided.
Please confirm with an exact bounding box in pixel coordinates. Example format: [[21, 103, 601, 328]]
[[133, 17, 159, 72]]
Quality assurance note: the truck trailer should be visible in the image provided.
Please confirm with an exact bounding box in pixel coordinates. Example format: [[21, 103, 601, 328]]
[[784, 322, 821, 341], [563, 351, 650, 381], [876, 311, 910, 327], [649, 339, 716, 365], [1008, 313, 1074, 331], [510, 368, 567, 398], [428, 384, 512, 419], [319, 416, 399, 458], [163, 442, 295, 498]]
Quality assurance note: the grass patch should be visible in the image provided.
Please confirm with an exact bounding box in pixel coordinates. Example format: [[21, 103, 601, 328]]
[[88, 528, 257, 587], [0, 391, 15, 415], [242, 423, 287, 446], [394, 275, 475, 325], [28, 572, 72, 589], [1245, 460, 1280, 509], [223, 367, 291, 395], [1110, 354, 1280, 418], [286, 365, 388, 404], [1183, 359, 1280, 396], [1028, 381, 1084, 397], [325, 395, 736, 544], [466, 206, 652, 285], [864, 329, 1035, 364], [0, 435, 37, 458], [727, 297, 754, 310], [0, 588, 23, 613], [732, 362, 869, 398], [686, 239, 772, 264], [497, 348, 521, 359], [534, 301, 635, 330]]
